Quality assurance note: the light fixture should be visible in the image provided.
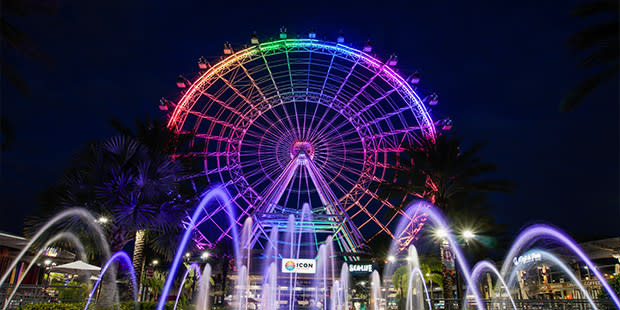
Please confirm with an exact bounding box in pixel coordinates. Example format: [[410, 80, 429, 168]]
[[250, 32, 259, 45], [97, 216, 109, 224], [198, 56, 209, 69], [462, 230, 476, 241], [152, 259, 159, 266], [435, 228, 448, 239], [201, 251, 210, 260], [387, 255, 396, 263], [363, 40, 372, 53]]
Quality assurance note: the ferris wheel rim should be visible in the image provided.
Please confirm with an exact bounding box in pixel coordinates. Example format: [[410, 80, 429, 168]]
[[166, 38, 437, 248], [167, 39, 436, 141]]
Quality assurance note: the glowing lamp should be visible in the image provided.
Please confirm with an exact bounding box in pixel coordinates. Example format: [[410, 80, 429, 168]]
[[362, 40, 372, 53], [387, 255, 396, 263], [435, 228, 448, 239], [201, 251, 210, 260], [462, 230, 476, 241], [250, 33, 259, 45]]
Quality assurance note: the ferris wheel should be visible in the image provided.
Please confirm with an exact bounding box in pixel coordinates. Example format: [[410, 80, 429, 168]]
[[164, 29, 440, 252]]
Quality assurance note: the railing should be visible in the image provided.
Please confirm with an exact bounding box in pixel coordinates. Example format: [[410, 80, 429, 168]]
[[0, 284, 86, 309], [428, 298, 617, 310]]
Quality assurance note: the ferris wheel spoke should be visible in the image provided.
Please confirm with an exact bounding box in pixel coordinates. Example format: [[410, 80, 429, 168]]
[[306, 53, 336, 139], [258, 49, 297, 137], [285, 49, 303, 139], [312, 63, 381, 142]]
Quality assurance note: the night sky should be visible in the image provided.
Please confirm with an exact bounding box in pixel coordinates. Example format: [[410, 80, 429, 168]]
[[1, 0, 618, 239]]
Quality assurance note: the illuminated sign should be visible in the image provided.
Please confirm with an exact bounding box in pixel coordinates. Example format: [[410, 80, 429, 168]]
[[513, 252, 542, 266], [281, 259, 316, 274], [348, 264, 374, 273]]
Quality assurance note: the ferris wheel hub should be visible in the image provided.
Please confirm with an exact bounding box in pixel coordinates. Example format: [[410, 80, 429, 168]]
[[290, 141, 314, 159]]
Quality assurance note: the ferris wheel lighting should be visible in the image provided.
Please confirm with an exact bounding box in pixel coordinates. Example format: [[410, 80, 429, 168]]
[[176, 75, 188, 88], [337, 32, 345, 43], [165, 38, 438, 249], [408, 72, 421, 85], [363, 40, 372, 53], [223, 42, 233, 55], [279, 26, 287, 39], [387, 54, 398, 66], [308, 29, 316, 39], [427, 93, 439, 106], [442, 119, 453, 130], [250, 32, 259, 45], [198, 56, 209, 69], [159, 98, 169, 111]]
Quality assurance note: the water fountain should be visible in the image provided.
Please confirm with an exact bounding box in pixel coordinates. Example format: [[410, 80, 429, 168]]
[[85, 251, 137, 310], [2, 187, 618, 310]]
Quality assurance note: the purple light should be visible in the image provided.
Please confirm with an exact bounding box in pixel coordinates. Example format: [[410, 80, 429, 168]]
[[499, 224, 620, 308], [468, 260, 517, 310], [85, 251, 137, 310], [157, 186, 238, 310], [400, 200, 486, 310]]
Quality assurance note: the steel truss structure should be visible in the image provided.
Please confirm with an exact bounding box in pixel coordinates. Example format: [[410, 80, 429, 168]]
[[166, 38, 437, 254]]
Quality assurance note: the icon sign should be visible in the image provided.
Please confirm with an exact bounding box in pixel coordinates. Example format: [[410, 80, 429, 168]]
[[281, 258, 316, 274]]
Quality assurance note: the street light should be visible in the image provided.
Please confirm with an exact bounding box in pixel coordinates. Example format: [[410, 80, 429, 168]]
[[97, 216, 109, 224], [152, 259, 159, 266], [387, 255, 396, 263], [462, 230, 476, 241], [201, 251, 210, 260], [435, 228, 448, 239]]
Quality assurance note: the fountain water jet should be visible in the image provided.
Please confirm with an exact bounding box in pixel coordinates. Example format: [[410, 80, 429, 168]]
[[385, 200, 485, 310], [173, 263, 202, 310], [157, 186, 239, 310], [0, 208, 110, 288], [498, 224, 620, 308], [406, 267, 432, 310], [196, 264, 212, 310], [506, 249, 599, 310], [370, 270, 382, 310], [3, 232, 86, 310], [465, 261, 516, 310], [85, 251, 137, 310]]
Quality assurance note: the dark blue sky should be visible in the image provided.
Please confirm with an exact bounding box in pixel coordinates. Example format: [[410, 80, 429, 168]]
[[1, 0, 618, 238]]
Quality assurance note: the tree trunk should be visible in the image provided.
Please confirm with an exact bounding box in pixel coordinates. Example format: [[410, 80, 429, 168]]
[[442, 274, 453, 310], [133, 230, 147, 300]]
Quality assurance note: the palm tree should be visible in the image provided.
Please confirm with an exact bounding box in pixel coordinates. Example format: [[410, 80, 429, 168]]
[[562, 0, 619, 112], [44, 136, 192, 295], [107, 117, 203, 286], [377, 133, 515, 307], [391, 257, 443, 309]]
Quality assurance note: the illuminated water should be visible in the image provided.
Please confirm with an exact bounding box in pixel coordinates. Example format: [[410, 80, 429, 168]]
[[3, 187, 619, 310]]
